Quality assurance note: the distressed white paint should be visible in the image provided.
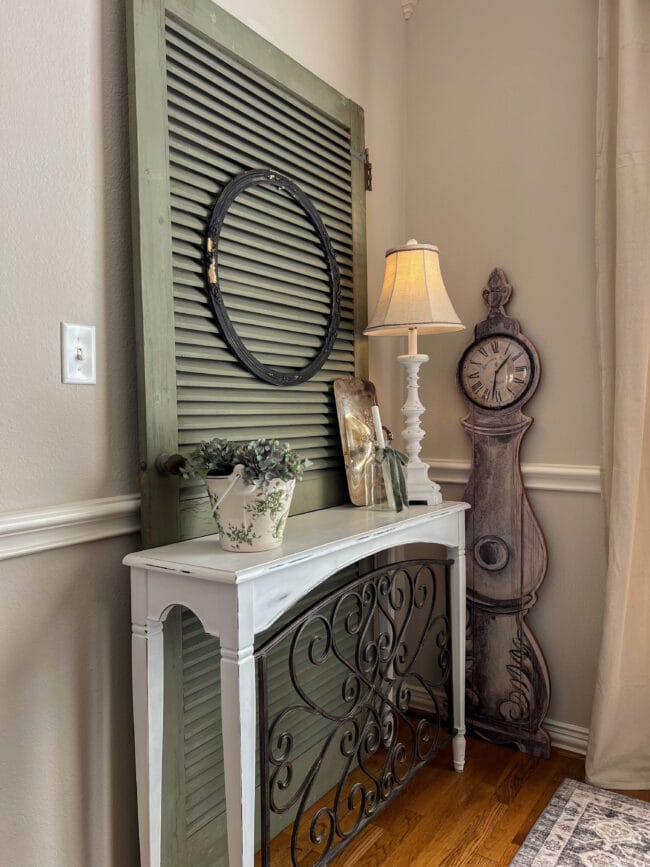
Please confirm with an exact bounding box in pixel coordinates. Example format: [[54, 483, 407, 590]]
[[448, 523, 466, 771], [126, 503, 468, 866], [398, 353, 443, 504], [131, 609, 164, 867]]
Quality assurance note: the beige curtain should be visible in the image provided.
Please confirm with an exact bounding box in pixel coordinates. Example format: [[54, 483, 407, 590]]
[[586, 0, 650, 789]]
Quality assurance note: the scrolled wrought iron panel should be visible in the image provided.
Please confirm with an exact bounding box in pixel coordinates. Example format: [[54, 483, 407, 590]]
[[255, 558, 452, 866]]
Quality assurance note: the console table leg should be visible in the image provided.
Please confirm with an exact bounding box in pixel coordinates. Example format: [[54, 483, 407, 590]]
[[220, 645, 256, 867], [132, 619, 164, 867], [449, 547, 466, 772]]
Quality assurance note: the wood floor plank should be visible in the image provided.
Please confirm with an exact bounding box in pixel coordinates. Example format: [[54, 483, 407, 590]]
[[479, 765, 557, 859], [501, 841, 520, 864], [261, 737, 594, 866], [493, 753, 542, 804], [510, 752, 585, 847], [333, 825, 385, 867], [436, 798, 508, 866], [408, 780, 507, 867]]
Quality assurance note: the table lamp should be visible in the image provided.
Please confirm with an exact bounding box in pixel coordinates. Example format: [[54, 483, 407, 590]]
[[364, 239, 464, 504]]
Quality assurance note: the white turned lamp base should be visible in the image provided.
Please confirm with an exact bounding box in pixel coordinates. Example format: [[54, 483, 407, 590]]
[[405, 460, 443, 505], [398, 352, 443, 506]]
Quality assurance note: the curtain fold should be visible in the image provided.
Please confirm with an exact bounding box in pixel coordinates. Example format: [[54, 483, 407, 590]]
[[586, 0, 650, 789]]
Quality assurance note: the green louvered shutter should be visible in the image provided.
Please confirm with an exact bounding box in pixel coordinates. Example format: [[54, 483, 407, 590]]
[[129, 0, 367, 548], [128, 1, 367, 864], [167, 15, 362, 536]]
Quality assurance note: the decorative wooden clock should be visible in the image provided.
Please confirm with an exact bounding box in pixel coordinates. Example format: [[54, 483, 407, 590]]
[[457, 268, 550, 757]]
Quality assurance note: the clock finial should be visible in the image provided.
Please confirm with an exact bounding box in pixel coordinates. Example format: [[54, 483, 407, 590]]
[[482, 268, 512, 317]]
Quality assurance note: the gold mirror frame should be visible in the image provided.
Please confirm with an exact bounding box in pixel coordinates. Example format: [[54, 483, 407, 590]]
[[333, 376, 391, 505]]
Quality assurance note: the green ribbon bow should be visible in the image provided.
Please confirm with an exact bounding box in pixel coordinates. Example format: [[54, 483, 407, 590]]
[[374, 446, 409, 512]]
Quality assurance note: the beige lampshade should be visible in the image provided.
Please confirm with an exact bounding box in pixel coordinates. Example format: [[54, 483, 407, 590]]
[[364, 239, 464, 336]]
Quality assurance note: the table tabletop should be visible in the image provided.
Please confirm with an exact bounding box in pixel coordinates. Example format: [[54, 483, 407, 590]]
[[124, 501, 469, 584]]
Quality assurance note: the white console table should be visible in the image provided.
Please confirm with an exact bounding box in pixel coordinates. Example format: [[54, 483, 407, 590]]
[[125, 501, 468, 867]]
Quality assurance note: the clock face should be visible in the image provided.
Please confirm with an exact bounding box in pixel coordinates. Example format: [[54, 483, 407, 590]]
[[459, 335, 534, 409]]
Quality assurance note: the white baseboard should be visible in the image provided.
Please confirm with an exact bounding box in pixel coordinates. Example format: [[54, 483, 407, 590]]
[[543, 718, 589, 755], [408, 684, 589, 755], [423, 459, 601, 495], [0, 494, 141, 561]]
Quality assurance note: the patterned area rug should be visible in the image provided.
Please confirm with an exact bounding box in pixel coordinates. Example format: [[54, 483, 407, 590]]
[[511, 778, 650, 866]]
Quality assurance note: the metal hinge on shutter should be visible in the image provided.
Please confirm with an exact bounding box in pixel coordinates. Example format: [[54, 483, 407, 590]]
[[351, 147, 372, 191]]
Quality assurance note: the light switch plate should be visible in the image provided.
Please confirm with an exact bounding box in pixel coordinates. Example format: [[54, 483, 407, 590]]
[[61, 323, 96, 384]]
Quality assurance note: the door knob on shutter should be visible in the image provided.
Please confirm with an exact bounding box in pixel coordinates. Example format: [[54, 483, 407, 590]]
[[155, 453, 187, 476]]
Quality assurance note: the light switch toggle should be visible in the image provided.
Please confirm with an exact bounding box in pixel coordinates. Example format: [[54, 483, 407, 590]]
[[61, 323, 96, 384]]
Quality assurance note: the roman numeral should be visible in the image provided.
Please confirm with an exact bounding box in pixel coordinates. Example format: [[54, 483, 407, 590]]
[[471, 382, 482, 393], [496, 390, 503, 403], [514, 377, 525, 385], [468, 371, 480, 380], [482, 388, 490, 399], [515, 365, 527, 373], [478, 346, 488, 357], [490, 340, 499, 353], [513, 351, 523, 360]]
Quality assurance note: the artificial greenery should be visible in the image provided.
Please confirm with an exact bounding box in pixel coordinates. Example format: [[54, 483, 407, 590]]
[[182, 437, 311, 486], [182, 438, 238, 479]]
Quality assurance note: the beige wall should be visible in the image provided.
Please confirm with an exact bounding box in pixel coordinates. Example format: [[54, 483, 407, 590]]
[[0, 537, 140, 866], [0, 0, 138, 513], [0, 1, 406, 864], [404, 0, 600, 466], [403, 0, 604, 728]]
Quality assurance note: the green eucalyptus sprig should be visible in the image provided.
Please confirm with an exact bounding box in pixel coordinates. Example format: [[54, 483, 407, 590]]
[[181, 436, 311, 486], [374, 446, 409, 512]]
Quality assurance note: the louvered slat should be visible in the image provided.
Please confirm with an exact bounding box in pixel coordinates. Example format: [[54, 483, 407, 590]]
[[164, 22, 350, 153], [171, 183, 354, 249]]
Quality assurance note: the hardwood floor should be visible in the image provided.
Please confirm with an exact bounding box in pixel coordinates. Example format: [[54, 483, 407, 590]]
[[330, 737, 583, 866], [265, 736, 650, 866]]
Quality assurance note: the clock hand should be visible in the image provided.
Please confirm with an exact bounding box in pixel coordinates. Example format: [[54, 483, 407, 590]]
[[490, 354, 511, 401]]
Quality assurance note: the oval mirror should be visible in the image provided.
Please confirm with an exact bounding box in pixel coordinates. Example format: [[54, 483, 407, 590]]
[[205, 169, 341, 387]]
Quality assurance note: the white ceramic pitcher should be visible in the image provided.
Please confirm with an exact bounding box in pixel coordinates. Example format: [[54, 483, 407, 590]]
[[205, 464, 295, 552]]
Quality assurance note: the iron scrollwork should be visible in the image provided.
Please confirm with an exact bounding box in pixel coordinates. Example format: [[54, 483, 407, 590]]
[[256, 558, 452, 865]]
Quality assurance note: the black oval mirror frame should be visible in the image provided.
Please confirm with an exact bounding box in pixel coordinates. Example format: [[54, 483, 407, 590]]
[[205, 169, 341, 387]]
